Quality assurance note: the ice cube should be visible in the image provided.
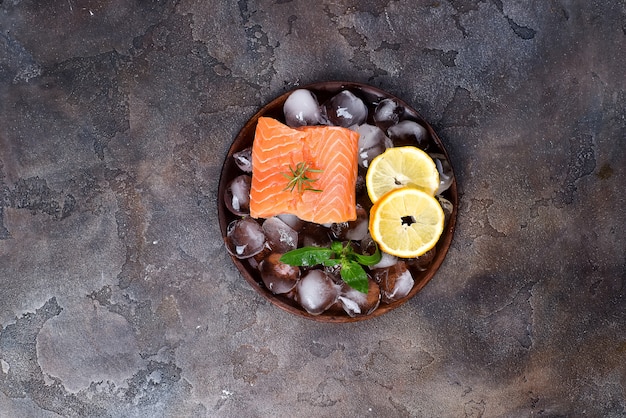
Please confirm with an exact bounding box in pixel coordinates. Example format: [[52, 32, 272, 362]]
[[406, 248, 436, 272], [259, 253, 300, 294], [372, 261, 414, 303], [355, 174, 366, 196], [225, 217, 266, 259], [359, 234, 393, 266], [324, 90, 368, 127], [436, 195, 454, 226], [330, 205, 369, 241], [370, 251, 398, 269], [344, 217, 369, 241], [224, 174, 251, 216], [233, 147, 253, 173], [283, 89, 325, 127], [352, 124, 391, 168], [387, 120, 428, 148], [277, 213, 304, 231], [262, 216, 298, 253], [299, 223, 332, 248], [296, 270, 341, 315], [373, 98, 403, 131], [338, 279, 381, 317], [430, 153, 454, 194]]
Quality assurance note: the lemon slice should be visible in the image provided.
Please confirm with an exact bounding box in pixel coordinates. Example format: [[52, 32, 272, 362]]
[[369, 187, 445, 258], [366, 146, 439, 203]]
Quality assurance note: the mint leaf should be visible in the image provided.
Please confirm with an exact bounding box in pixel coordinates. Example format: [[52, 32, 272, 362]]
[[340, 260, 369, 293], [322, 259, 341, 267], [351, 244, 382, 266], [331, 241, 344, 254], [280, 241, 374, 293], [280, 247, 333, 267]]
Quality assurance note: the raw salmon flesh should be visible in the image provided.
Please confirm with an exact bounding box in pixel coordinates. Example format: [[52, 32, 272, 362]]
[[250, 117, 359, 224]]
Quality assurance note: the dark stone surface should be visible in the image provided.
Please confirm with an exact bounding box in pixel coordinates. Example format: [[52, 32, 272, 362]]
[[1, 1, 624, 416]]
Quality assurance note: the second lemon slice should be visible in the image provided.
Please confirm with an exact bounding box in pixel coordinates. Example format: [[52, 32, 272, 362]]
[[365, 146, 439, 203], [369, 187, 445, 258]]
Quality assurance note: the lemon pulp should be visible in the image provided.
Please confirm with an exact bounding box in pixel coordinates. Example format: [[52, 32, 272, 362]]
[[369, 187, 445, 258]]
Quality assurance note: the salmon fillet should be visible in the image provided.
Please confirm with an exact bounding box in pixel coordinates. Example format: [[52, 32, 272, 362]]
[[250, 117, 359, 224]]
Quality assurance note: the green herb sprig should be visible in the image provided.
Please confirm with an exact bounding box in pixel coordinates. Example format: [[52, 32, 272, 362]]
[[282, 162, 323, 193], [279, 241, 381, 293]]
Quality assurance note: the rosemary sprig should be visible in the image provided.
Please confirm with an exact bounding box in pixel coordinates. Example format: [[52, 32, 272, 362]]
[[282, 161, 323, 193]]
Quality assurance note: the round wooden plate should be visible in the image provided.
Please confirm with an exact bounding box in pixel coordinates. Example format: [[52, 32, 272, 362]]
[[218, 81, 458, 322]]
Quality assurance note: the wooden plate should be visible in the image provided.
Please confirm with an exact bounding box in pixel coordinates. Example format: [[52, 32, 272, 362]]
[[218, 81, 458, 322]]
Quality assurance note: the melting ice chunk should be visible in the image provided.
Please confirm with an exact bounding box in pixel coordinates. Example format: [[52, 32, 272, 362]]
[[283, 89, 324, 127], [407, 248, 436, 272], [225, 217, 266, 259], [352, 124, 391, 168], [276, 213, 304, 231], [373, 98, 403, 130], [430, 153, 454, 194], [436, 195, 454, 226], [296, 270, 341, 315], [338, 279, 381, 317], [260, 253, 300, 294], [372, 261, 414, 303], [330, 205, 369, 241], [262, 216, 299, 253], [225, 174, 251, 216], [324, 90, 368, 127], [371, 251, 398, 269], [299, 223, 332, 248], [387, 120, 428, 148], [233, 147, 253, 173], [360, 235, 397, 269]]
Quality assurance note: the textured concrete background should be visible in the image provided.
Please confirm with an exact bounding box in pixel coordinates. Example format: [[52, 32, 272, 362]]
[[1, 1, 625, 417]]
